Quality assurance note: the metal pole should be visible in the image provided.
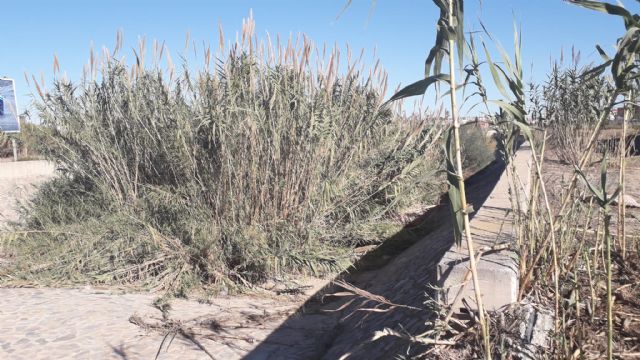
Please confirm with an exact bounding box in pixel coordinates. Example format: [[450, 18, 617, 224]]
[[11, 137, 18, 162]]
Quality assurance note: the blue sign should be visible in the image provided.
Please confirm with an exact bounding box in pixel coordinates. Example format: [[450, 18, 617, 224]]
[[0, 78, 20, 133]]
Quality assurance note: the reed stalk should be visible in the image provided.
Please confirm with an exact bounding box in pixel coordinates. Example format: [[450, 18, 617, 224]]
[[528, 132, 561, 331], [604, 205, 614, 360], [518, 89, 618, 297], [445, 1, 490, 358], [618, 90, 629, 259], [575, 151, 620, 360]]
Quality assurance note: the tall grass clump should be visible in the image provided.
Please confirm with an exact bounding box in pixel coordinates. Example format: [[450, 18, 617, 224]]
[[1, 15, 444, 292], [542, 60, 613, 165], [514, 1, 640, 358]]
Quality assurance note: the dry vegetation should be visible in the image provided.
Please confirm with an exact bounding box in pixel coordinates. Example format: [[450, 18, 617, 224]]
[[540, 61, 614, 165], [6, 1, 640, 359], [0, 16, 495, 295]]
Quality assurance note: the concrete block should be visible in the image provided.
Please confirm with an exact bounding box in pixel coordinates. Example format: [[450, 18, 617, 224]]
[[513, 303, 555, 359], [437, 250, 519, 311]]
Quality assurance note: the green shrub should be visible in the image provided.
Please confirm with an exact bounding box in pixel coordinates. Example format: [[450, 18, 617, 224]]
[[2, 21, 444, 290], [460, 123, 494, 172], [0, 117, 50, 160]]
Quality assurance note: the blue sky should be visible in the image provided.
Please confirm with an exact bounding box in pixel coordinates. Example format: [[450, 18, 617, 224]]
[[2, 0, 639, 117]]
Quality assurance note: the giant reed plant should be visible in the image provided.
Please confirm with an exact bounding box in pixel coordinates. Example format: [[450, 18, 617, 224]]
[[2, 15, 444, 290], [384, 0, 493, 357], [543, 60, 613, 165], [575, 151, 621, 360], [455, 3, 636, 353], [518, 0, 640, 298], [512, 1, 640, 357]]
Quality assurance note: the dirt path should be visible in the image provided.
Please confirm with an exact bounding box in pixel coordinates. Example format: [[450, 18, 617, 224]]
[[0, 286, 337, 360]]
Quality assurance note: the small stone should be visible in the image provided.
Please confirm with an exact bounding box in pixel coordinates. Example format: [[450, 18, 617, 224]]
[[612, 194, 640, 208], [514, 303, 554, 359], [530, 309, 554, 348]]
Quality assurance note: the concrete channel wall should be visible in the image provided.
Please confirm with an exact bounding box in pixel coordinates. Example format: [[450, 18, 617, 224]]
[[437, 144, 532, 311]]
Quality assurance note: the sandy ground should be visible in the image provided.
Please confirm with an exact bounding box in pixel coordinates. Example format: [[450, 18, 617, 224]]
[[543, 152, 640, 237], [0, 160, 55, 226], [0, 286, 337, 360]]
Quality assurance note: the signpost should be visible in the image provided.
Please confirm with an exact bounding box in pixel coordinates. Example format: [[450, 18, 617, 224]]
[[0, 78, 20, 161]]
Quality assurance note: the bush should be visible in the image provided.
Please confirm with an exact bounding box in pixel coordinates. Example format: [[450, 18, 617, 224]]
[[0, 117, 50, 160], [2, 19, 444, 290], [541, 62, 612, 165], [460, 123, 494, 172]]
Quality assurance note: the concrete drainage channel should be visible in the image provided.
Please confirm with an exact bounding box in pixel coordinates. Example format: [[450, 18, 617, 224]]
[[437, 145, 531, 311], [245, 145, 554, 359], [437, 143, 554, 358]]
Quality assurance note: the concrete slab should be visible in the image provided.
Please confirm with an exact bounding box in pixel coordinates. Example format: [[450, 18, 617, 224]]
[[438, 145, 532, 311]]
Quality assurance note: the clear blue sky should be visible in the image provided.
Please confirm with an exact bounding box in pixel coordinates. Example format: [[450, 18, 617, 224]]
[[2, 0, 639, 117]]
